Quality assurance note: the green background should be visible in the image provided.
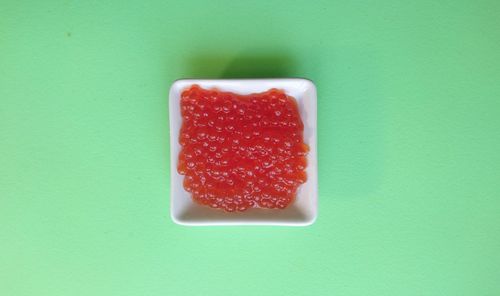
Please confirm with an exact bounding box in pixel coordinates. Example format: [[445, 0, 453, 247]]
[[2, 0, 500, 295]]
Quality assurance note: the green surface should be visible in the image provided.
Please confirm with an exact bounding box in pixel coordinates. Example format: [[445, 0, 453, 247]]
[[1, 0, 500, 295]]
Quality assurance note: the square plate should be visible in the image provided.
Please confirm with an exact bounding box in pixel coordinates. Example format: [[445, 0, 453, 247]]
[[169, 78, 317, 226]]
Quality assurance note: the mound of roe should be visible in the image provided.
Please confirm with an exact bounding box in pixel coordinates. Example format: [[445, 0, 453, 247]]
[[178, 85, 308, 212]]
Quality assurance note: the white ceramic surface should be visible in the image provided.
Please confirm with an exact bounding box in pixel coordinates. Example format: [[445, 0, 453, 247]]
[[169, 79, 317, 226]]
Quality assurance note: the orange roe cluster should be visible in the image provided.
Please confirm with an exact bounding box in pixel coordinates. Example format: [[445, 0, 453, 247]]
[[178, 85, 308, 212]]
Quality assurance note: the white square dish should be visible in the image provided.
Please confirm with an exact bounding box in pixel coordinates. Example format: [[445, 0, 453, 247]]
[[169, 78, 317, 226]]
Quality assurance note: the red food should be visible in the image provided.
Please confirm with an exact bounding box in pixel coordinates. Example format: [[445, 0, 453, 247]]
[[178, 85, 308, 212]]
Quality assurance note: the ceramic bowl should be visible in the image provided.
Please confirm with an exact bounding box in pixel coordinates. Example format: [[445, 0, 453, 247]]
[[169, 78, 317, 226]]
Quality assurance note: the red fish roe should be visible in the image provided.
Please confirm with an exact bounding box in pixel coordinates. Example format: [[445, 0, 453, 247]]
[[178, 85, 308, 212]]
